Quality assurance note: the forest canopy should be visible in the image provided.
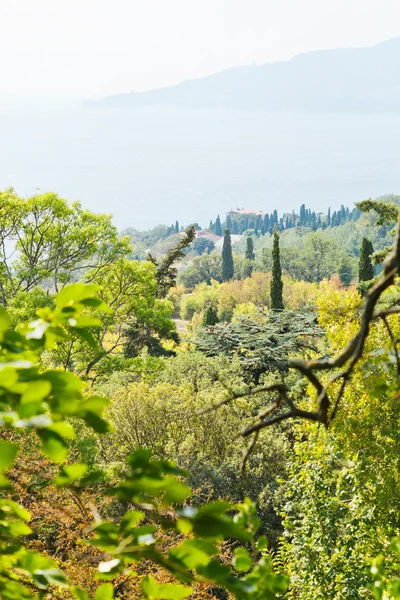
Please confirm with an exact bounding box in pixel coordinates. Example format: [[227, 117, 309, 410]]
[[1, 190, 400, 599]]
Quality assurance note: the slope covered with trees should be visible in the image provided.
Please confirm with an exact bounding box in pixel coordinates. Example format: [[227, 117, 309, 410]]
[[1, 189, 400, 599]]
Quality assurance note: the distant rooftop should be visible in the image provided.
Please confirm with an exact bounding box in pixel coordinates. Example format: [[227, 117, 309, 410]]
[[196, 230, 221, 241], [228, 208, 266, 216]]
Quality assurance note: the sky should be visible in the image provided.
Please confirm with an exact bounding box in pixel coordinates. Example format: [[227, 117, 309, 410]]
[[1, 0, 400, 99]]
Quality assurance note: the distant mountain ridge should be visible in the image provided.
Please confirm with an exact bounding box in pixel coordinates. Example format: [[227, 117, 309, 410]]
[[86, 37, 400, 113]]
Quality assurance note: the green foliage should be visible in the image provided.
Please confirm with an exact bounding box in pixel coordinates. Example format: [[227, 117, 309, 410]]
[[270, 228, 284, 309], [178, 254, 222, 289], [149, 225, 196, 298], [45, 257, 176, 374], [222, 229, 235, 281], [195, 311, 321, 383], [4, 191, 400, 599], [357, 197, 399, 226], [202, 306, 219, 326], [191, 236, 215, 255], [358, 236, 374, 284], [215, 215, 223, 237], [0, 190, 130, 306], [0, 284, 287, 599], [0, 284, 111, 598], [89, 449, 288, 598], [338, 255, 355, 286], [98, 350, 288, 546], [369, 538, 400, 599], [245, 236, 255, 261]]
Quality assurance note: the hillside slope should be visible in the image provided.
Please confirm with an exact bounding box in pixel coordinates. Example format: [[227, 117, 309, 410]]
[[87, 37, 400, 112]]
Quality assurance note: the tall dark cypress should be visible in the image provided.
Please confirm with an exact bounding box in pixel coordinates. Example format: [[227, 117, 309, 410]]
[[358, 237, 374, 284], [221, 229, 234, 281], [175, 220, 179, 233], [215, 215, 222, 237], [245, 236, 255, 261], [327, 207, 331, 226], [270, 227, 284, 310], [226, 215, 233, 230], [299, 204, 306, 225]]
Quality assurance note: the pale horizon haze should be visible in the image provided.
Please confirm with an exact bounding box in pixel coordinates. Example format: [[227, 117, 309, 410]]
[[1, 0, 400, 99]]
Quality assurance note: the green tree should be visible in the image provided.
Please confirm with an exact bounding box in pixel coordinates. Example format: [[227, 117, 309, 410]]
[[202, 306, 219, 326], [245, 236, 255, 261], [44, 258, 176, 376], [338, 256, 354, 286], [270, 228, 284, 310], [195, 311, 321, 384], [0, 190, 130, 306], [288, 232, 339, 283], [175, 220, 179, 233], [191, 237, 215, 256], [299, 204, 306, 225], [358, 237, 374, 285], [148, 225, 196, 298], [179, 254, 222, 289], [215, 215, 223, 237], [222, 229, 234, 281]]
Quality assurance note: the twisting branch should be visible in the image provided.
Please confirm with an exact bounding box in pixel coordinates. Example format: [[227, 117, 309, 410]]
[[206, 217, 400, 446], [198, 383, 288, 415], [381, 315, 400, 375]]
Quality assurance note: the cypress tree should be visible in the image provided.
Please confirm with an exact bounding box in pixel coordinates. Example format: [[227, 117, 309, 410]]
[[202, 306, 219, 326], [226, 215, 233, 230], [327, 207, 331, 226], [299, 204, 306, 225], [270, 227, 284, 310], [232, 220, 239, 235], [221, 229, 234, 281], [215, 215, 222, 237], [245, 236, 255, 261], [175, 220, 179, 233], [358, 237, 374, 286]]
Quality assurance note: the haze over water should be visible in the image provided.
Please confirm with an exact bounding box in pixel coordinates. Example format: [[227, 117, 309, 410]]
[[1, 106, 400, 229]]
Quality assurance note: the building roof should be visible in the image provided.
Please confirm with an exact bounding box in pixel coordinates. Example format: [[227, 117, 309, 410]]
[[196, 230, 221, 242], [228, 208, 266, 216]]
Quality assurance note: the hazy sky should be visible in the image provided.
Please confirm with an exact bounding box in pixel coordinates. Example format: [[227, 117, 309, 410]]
[[2, 0, 400, 99]]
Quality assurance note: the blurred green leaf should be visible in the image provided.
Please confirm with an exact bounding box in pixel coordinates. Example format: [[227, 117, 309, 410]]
[[141, 576, 193, 599], [94, 583, 114, 599], [54, 463, 88, 487], [234, 548, 253, 572], [0, 440, 18, 472]]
